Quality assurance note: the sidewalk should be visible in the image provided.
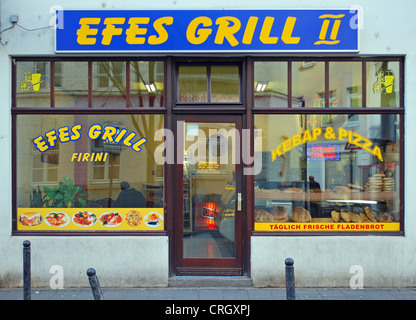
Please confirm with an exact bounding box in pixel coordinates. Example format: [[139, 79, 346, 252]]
[[1, 286, 416, 300]]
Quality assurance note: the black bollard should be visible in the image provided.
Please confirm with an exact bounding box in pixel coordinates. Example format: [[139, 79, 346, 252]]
[[87, 268, 104, 300], [23, 240, 31, 300], [285, 258, 295, 300]]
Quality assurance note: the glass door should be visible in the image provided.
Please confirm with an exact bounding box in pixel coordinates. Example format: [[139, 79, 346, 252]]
[[175, 115, 243, 275]]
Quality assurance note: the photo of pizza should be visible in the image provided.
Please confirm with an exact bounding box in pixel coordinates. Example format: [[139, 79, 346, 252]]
[[125, 210, 142, 227]]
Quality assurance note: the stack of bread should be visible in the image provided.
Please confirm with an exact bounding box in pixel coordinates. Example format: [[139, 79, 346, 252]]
[[364, 174, 385, 192], [382, 176, 395, 192]]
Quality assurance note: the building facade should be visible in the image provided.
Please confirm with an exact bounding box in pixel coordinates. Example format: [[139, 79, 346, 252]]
[[1, 0, 415, 288]]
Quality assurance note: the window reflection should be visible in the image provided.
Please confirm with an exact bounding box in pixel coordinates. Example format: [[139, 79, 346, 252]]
[[254, 61, 288, 107], [291, 61, 325, 107], [16, 61, 51, 107], [178, 66, 208, 103], [329, 62, 362, 107], [130, 61, 164, 107], [54, 61, 89, 107], [92, 61, 126, 108], [254, 114, 400, 229], [17, 114, 164, 209], [367, 61, 400, 107]]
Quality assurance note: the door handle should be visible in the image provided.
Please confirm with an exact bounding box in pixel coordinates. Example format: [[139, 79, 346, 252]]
[[237, 193, 242, 211]]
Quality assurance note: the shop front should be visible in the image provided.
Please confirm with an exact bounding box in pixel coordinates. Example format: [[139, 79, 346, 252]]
[[2, 4, 413, 288]]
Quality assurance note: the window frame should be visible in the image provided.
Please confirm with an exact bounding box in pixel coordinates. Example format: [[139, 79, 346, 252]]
[[11, 57, 168, 236], [250, 56, 405, 236]]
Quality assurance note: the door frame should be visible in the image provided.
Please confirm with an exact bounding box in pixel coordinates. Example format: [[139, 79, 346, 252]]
[[171, 113, 247, 276]]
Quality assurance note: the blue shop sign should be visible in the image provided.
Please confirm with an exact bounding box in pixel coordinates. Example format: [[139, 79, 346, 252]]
[[55, 9, 359, 52]]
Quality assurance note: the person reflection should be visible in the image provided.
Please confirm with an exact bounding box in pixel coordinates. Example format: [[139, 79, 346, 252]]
[[114, 181, 146, 208], [308, 176, 321, 193]]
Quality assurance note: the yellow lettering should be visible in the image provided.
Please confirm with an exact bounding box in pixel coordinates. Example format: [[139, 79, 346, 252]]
[[282, 138, 291, 153], [292, 133, 302, 148], [123, 132, 137, 147], [114, 128, 128, 143], [76, 18, 100, 45], [351, 132, 363, 148], [348, 130, 353, 143], [271, 146, 283, 161], [259, 17, 278, 44], [33, 136, 48, 152], [361, 138, 373, 153], [45, 130, 58, 147], [312, 127, 322, 141], [126, 17, 150, 45], [281, 17, 300, 44], [372, 145, 384, 162], [101, 126, 117, 142], [302, 130, 312, 144], [101, 17, 125, 45], [338, 128, 348, 141], [88, 125, 102, 140], [148, 16, 174, 45], [58, 127, 70, 143], [82, 153, 90, 161], [132, 137, 148, 152], [215, 16, 241, 47], [242, 16, 258, 45], [186, 17, 212, 45], [71, 153, 78, 162], [94, 153, 103, 162], [71, 125, 82, 141]]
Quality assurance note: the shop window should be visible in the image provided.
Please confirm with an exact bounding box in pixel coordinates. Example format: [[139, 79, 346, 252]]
[[254, 61, 288, 107], [15, 114, 164, 233], [32, 143, 59, 184], [291, 61, 325, 108], [254, 114, 401, 233], [130, 61, 165, 107], [16, 61, 51, 107], [54, 61, 89, 108], [92, 61, 126, 108], [177, 64, 240, 103], [329, 61, 362, 108], [366, 61, 400, 107]]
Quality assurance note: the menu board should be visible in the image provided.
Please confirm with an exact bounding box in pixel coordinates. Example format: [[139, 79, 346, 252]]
[[17, 208, 164, 231]]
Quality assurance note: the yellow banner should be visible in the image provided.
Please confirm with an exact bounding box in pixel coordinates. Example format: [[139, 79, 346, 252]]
[[17, 208, 164, 231], [255, 222, 400, 232]]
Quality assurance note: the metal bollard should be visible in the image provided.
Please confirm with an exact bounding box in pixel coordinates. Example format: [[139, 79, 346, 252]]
[[285, 258, 295, 300], [23, 240, 31, 300], [87, 268, 104, 300]]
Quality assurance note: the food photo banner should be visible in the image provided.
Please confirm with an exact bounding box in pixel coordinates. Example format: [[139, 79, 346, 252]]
[[18, 208, 164, 231], [55, 9, 359, 52]]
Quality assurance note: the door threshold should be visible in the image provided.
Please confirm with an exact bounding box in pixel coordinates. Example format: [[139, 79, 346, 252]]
[[168, 276, 253, 288]]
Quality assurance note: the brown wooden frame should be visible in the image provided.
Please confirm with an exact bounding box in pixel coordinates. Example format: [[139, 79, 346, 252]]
[[172, 114, 245, 276], [11, 55, 405, 244]]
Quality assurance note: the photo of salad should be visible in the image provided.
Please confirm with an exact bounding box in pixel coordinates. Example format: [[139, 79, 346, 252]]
[[99, 212, 123, 227], [72, 211, 97, 227], [45, 212, 70, 227]]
